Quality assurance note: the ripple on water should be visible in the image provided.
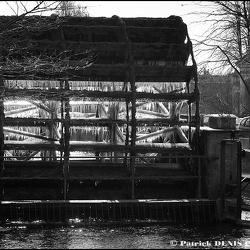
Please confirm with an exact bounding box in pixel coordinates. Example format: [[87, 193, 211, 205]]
[[0, 222, 249, 249]]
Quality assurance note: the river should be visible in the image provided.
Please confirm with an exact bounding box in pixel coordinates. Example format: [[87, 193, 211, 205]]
[[1, 189, 250, 249], [1, 221, 250, 249]]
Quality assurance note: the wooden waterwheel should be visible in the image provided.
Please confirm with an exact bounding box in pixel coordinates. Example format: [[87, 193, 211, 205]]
[[0, 15, 200, 200]]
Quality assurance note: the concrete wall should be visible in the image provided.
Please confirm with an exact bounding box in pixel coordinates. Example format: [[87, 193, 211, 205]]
[[200, 128, 239, 200]]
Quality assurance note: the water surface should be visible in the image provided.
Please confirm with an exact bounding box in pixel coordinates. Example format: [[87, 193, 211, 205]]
[[1, 222, 250, 249]]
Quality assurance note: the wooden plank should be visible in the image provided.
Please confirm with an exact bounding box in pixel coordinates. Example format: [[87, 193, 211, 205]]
[[4, 117, 58, 126], [23, 151, 40, 161], [135, 163, 181, 169], [0, 176, 199, 181], [4, 150, 17, 161], [59, 16, 187, 28], [136, 109, 169, 118], [69, 118, 128, 126], [3, 127, 58, 142], [4, 161, 60, 167], [69, 141, 192, 153], [32, 41, 190, 63], [176, 126, 189, 143], [4, 117, 129, 127], [135, 127, 176, 142], [135, 92, 195, 102], [136, 118, 190, 126], [3, 140, 192, 153], [28, 100, 55, 114], [3, 88, 196, 102], [0, 177, 62, 180], [134, 142, 192, 153], [62, 176, 199, 181], [2, 65, 195, 82], [133, 176, 199, 180], [68, 64, 195, 82], [61, 25, 187, 44], [5, 106, 37, 116], [0, 198, 214, 204], [4, 140, 61, 150], [0, 76, 4, 177]]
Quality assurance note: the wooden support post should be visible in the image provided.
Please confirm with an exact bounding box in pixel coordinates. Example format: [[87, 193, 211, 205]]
[[0, 76, 4, 200], [109, 102, 119, 163], [63, 80, 70, 201], [220, 140, 226, 221], [124, 82, 129, 168], [236, 140, 243, 223], [220, 139, 243, 223], [119, 17, 136, 199], [116, 15, 136, 198], [187, 34, 200, 153], [58, 24, 70, 202], [60, 80, 64, 167], [0, 77, 4, 169]]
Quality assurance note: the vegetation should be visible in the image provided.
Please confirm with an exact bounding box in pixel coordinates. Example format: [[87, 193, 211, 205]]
[[191, 1, 250, 115], [55, 1, 89, 17], [199, 70, 239, 115]]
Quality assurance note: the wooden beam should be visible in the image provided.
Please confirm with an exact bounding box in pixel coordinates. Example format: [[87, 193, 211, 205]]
[[5, 106, 37, 116], [28, 100, 55, 114], [136, 109, 169, 118], [0, 76, 4, 177], [4, 117, 59, 126], [34, 40, 190, 62], [153, 85, 185, 94], [3, 140, 192, 153], [99, 103, 107, 115], [59, 16, 186, 28], [3, 88, 196, 102], [4, 117, 128, 127], [136, 118, 190, 126], [52, 124, 61, 140], [137, 152, 158, 164], [2, 65, 195, 83], [4, 150, 17, 161], [135, 127, 176, 142], [176, 126, 188, 143], [115, 124, 125, 142], [157, 102, 169, 115], [23, 151, 40, 161], [3, 127, 59, 142]]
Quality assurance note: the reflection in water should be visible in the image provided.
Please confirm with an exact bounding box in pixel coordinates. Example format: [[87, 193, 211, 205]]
[[0, 223, 250, 249]]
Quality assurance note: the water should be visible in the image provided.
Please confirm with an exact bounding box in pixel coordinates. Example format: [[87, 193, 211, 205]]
[[1, 187, 250, 249], [1, 222, 250, 249]]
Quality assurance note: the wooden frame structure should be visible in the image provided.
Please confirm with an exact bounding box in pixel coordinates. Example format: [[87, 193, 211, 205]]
[[0, 15, 200, 200]]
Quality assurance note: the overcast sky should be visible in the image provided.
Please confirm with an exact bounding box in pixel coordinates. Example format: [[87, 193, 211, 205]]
[[0, 1, 202, 38], [83, 1, 202, 38]]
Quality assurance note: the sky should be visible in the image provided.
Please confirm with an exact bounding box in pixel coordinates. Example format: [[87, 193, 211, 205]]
[[84, 1, 201, 36], [0, 1, 202, 39]]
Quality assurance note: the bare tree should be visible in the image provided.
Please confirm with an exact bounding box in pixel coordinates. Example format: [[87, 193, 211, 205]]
[[55, 1, 89, 17], [190, 2, 249, 71], [0, 1, 94, 79], [2, 1, 61, 16], [0, 1, 62, 58], [189, 1, 250, 115], [199, 71, 237, 114]]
